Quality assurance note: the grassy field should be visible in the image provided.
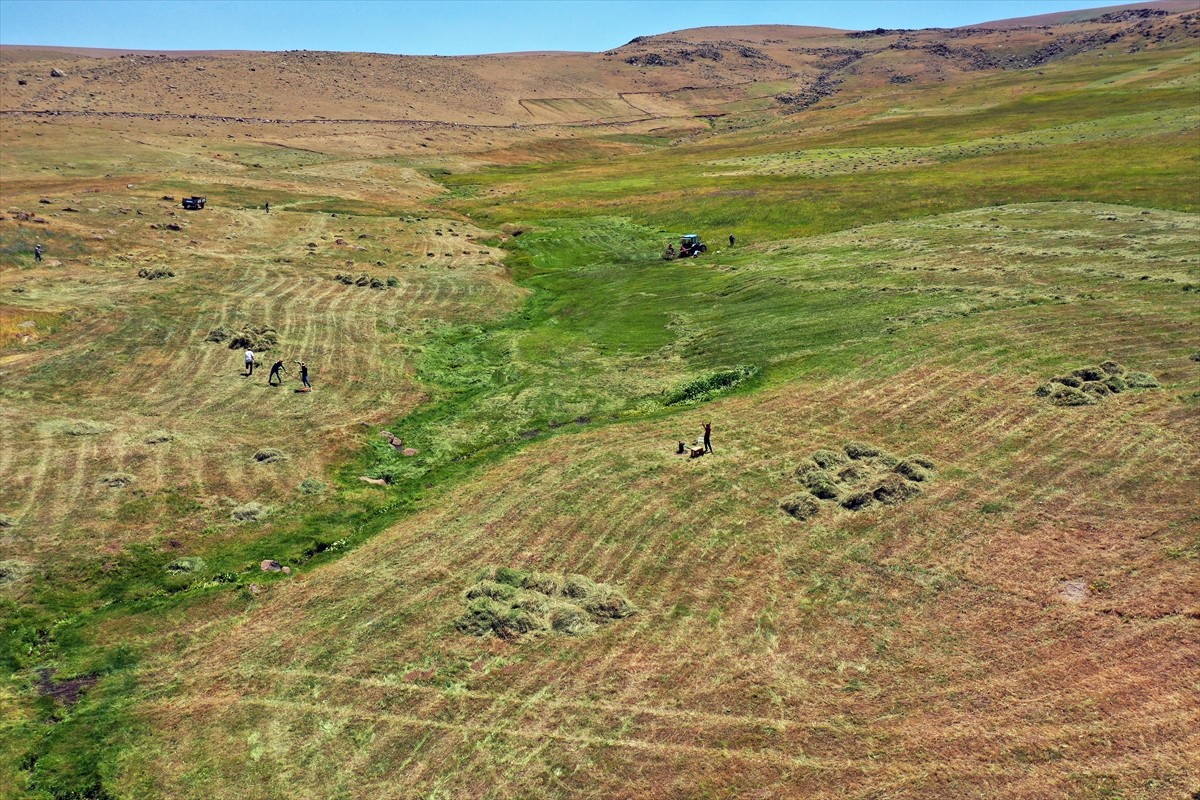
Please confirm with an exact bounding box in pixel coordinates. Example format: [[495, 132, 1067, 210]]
[[1, 10, 1198, 799]]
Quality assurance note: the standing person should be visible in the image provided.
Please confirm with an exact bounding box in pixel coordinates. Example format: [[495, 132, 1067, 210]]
[[244, 348, 255, 376], [268, 358, 286, 386], [299, 361, 311, 390], [265, 201, 270, 214], [728, 234, 735, 247], [703, 422, 713, 454], [33, 244, 43, 262]]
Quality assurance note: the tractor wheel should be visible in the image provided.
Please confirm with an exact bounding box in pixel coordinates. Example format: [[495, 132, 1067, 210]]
[[699, 244, 707, 253]]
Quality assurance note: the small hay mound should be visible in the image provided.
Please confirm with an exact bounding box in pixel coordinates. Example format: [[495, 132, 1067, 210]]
[[520, 571, 562, 596], [1099, 360, 1125, 375], [581, 587, 638, 620], [1048, 386, 1099, 406], [143, 430, 175, 444], [906, 454, 936, 471], [1125, 371, 1160, 388], [387, 276, 401, 287], [96, 472, 136, 488], [227, 325, 278, 352], [1102, 376, 1127, 394], [166, 557, 206, 574], [0, 514, 15, 529], [137, 267, 175, 280], [548, 602, 597, 636], [811, 448, 849, 469], [1034, 383, 1055, 398], [562, 574, 598, 599], [252, 448, 286, 464], [62, 420, 112, 436], [369, 277, 386, 289], [1190, 351, 1200, 363], [0, 560, 33, 588], [204, 327, 230, 343], [1050, 375, 1082, 388], [875, 452, 900, 468], [298, 477, 326, 495], [840, 490, 875, 512], [837, 464, 866, 483], [804, 471, 840, 499], [779, 493, 820, 520], [231, 502, 267, 522], [793, 462, 823, 479], [843, 441, 880, 459], [510, 590, 550, 615], [464, 580, 516, 602], [873, 474, 922, 505], [355, 273, 371, 287], [894, 460, 930, 482], [1072, 366, 1106, 382], [1082, 381, 1111, 397]]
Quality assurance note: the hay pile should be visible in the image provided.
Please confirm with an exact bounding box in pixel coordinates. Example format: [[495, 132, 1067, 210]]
[[1034, 361, 1160, 405], [335, 272, 390, 289], [57, 420, 112, 436], [96, 472, 136, 488], [204, 324, 278, 351], [297, 477, 326, 495], [252, 448, 286, 464], [231, 502, 268, 522], [137, 267, 175, 280], [780, 441, 932, 519], [143, 430, 174, 444], [455, 566, 637, 640]]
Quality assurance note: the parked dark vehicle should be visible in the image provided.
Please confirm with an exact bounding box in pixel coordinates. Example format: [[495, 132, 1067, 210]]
[[182, 196, 207, 210]]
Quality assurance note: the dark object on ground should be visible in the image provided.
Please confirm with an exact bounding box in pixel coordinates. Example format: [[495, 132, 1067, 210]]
[[96, 472, 136, 488], [138, 267, 174, 280], [689, 445, 705, 458], [252, 448, 285, 464], [843, 441, 880, 459], [779, 493, 821, 520], [0, 515, 16, 529], [1190, 351, 1200, 363], [181, 196, 206, 210]]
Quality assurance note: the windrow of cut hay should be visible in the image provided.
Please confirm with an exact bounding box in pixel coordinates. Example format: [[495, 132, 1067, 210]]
[[1034, 360, 1161, 406]]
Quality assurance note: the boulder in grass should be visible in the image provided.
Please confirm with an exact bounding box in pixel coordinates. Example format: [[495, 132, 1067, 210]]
[[260, 560, 284, 572]]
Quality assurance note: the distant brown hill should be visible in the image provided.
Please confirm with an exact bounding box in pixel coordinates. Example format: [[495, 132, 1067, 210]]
[[1, 1, 1195, 128]]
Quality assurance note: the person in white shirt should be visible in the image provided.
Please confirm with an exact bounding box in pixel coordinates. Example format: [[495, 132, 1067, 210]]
[[244, 349, 255, 376]]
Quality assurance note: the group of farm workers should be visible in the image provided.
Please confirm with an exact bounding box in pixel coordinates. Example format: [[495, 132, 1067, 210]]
[[243, 349, 311, 390]]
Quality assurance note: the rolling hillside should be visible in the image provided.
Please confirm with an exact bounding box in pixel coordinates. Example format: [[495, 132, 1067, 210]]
[[1, 2, 1198, 798]]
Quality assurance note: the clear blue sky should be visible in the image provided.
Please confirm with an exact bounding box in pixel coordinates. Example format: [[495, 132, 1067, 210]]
[[0, 1, 1142, 55]]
